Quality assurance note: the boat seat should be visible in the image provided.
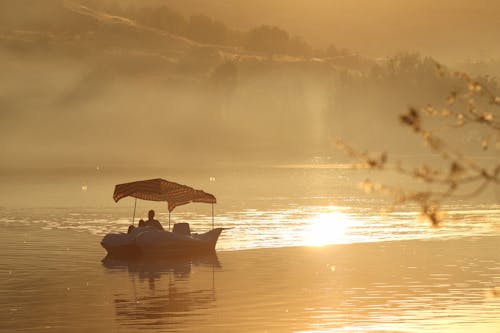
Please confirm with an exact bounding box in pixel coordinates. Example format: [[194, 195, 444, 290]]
[[172, 222, 191, 236]]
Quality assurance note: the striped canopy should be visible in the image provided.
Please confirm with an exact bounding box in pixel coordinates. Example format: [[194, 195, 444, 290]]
[[113, 178, 216, 212]]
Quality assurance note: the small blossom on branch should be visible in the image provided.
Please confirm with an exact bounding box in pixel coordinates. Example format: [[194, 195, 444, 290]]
[[337, 65, 500, 227]]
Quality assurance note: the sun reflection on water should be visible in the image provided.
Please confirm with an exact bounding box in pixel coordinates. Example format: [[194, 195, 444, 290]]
[[305, 211, 356, 246]]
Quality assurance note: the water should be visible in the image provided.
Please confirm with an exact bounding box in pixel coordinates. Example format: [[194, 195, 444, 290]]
[[0, 166, 499, 332], [1, 203, 499, 251]]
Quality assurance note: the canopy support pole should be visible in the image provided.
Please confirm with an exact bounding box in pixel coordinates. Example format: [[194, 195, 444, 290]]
[[212, 203, 214, 229], [132, 198, 137, 226], [168, 210, 171, 232]]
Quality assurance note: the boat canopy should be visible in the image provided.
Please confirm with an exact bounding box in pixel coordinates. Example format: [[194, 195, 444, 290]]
[[113, 178, 216, 212]]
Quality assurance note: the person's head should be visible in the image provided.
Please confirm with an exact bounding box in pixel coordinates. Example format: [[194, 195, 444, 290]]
[[148, 210, 155, 219]]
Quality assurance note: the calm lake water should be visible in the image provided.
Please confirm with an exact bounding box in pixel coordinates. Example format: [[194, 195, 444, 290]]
[[1, 166, 499, 332]]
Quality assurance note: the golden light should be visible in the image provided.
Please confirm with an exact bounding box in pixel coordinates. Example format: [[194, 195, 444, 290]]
[[305, 211, 353, 246]]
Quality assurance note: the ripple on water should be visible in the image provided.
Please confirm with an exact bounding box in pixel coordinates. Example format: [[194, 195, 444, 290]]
[[2, 203, 498, 251]]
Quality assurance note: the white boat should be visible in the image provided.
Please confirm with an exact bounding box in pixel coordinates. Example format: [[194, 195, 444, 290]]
[[101, 178, 224, 258], [101, 224, 223, 257]]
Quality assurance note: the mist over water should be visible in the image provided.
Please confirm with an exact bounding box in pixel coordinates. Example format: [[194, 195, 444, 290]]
[[2, 0, 499, 168]]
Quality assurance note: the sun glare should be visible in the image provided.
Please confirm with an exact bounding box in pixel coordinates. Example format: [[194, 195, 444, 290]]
[[305, 211, 354, 246]]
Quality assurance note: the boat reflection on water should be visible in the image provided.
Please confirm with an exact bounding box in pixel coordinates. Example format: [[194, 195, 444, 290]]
[[102, 254, 220, 329], [102, 253, 221, 278]]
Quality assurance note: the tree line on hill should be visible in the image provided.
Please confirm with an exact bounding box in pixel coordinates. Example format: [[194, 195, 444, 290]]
[[81, 0, 354, 58]]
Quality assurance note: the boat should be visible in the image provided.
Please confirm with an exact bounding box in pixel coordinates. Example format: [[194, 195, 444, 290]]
[[101, 178, 224, 258]]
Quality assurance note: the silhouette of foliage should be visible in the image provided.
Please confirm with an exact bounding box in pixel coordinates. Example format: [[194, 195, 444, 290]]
[[186, 14, 230, 45], [337, 65, 500, 227], [82, 1, 314, 57], [245, 25, 288, 55], [244, 25, 312, 57]]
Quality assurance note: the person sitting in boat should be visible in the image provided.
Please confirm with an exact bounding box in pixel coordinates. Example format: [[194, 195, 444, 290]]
[[127, 219, 144, 233], [142, 209, 164, 231]]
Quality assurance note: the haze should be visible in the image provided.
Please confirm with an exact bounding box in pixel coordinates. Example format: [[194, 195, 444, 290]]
[[1, 0, 499, 168], [115, 0, 500, 62]]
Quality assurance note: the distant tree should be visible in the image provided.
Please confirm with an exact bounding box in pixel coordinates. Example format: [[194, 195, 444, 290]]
[[335, 53, 464, 113], [287, 36, 313, 58], [79, 2, 314, 56], [374, 53, 455, 103], [244, 25, 290, 55], [324, 44, 351, 58], [383, 53, 440, 84], [187, 14, 229, 45], [140, 6, 187, 35]]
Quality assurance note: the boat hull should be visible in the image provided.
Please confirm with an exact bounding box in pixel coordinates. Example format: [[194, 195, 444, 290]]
[[101, 227, 223, 258]]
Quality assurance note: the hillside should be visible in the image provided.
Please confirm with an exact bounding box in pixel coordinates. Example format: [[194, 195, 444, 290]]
[[0, 1, 497, 168], [115, 0, 500, 63]]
